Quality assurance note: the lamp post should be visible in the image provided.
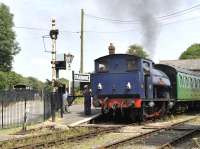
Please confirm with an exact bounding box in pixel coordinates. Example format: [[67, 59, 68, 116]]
[[65, 53, 74, 70], [65, 53, 74, 94]]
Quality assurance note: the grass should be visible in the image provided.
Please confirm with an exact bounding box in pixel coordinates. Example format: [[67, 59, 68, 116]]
[[0, 127, 21, 135], [0, 127, 90, 149], [56, 131, 134, 149], [0, 121, 44, 136]]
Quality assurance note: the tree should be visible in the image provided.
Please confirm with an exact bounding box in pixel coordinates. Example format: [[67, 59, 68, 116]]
[[0, 3, 20, 71], [0, 71, 6, 89], [127, 44, 148, 58], [58, 78, 69, 86], [0, 71, 46, 90], [25, 77, 44, 90], [43, 79, 53, 92], [179, 44, 200, 59], [5, 71, 24, 89]]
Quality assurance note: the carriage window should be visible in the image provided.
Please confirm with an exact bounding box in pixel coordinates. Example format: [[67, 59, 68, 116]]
[[127, 59, 137, 71], [198, 79, 200, 88], [198, 80, 200, 88], [189, 77, 193, 88], [182, 76, 185, 88], [179, 74, 183, 87], [192, 78, 194, 88], [183, 76, 186, 88], [192, 78, 195, 88], [195, 78, 198, 89], [185, 77, 188, 88], [98, 62, 108, 72]]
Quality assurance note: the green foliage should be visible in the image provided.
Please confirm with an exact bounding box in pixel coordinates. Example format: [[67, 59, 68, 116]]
[[0, 3, 20, 71], [127, 44, 148, 58], [179, 44, 200, 59], [58, 78, 69, 87], [0, 71, 24, 90], [0, 71, 6, 89], [43, 78, 70, 92], [0, 71, 45, 90], [6, 71, 24, 89], [43, 79, 53, 92], [73, 97, 84, 105], [25, 77, 44, 90]]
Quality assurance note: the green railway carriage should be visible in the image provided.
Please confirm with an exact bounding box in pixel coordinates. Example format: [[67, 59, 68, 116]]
[[177, 72, 200, 100], [155, 64, 200, 101]]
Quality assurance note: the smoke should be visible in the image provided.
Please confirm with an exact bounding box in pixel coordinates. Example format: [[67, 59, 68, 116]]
[[96, 0, 181, 58]]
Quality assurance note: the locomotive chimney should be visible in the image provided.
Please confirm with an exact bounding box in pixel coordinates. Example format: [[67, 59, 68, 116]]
[[108, 43, 115, 55]]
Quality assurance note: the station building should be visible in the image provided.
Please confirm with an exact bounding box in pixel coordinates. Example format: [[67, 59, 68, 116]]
[[160, 59, 200, 73]]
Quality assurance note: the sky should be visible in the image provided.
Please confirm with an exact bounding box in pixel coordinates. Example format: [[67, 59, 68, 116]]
[[1, 0, 200, 81]]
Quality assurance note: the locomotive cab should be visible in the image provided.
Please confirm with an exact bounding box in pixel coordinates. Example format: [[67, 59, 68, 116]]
[[91, 54, 154, 110]]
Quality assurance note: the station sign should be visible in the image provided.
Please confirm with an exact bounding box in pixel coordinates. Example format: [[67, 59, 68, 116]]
[[74, 73, 90, 82]]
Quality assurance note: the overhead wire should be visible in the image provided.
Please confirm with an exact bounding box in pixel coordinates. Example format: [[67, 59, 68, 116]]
[[13, 2, 200, 35], [13, 15, 200, 35], [83, 16, 200, 34], [14, 26, 80, 33], [85, 2, 200, 24]]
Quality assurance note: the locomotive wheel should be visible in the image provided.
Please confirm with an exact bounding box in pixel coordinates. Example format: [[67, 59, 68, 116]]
[[128, 108, 136, 122], [127, 107, 140, 122], [101, 108, 113, 120], [143, 101, 166, 120], [101, 107, 110, 115]]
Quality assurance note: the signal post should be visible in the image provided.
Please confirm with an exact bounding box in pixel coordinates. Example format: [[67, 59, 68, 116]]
[[50, 18, 59, 122]]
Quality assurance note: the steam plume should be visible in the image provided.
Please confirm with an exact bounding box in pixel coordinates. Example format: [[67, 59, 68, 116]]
[[97, 0, 181, 58]]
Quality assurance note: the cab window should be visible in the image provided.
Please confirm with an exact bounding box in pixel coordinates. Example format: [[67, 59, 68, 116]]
[[127, 59, 137, 71], [143, 61, 150, 75], [98, 61, 108, 72]]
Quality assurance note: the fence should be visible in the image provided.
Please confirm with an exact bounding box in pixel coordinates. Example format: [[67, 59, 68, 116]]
[[0, 90, 54, 129]]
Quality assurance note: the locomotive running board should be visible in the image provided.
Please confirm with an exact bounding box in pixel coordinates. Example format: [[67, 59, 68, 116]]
[[142, 98, 175, 101]]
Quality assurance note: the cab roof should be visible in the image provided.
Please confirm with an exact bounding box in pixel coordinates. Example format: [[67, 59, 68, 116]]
[[95, 54, 152, 62]]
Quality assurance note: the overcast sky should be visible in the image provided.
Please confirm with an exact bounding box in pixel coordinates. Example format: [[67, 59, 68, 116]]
[[1, 0, 200, 81]]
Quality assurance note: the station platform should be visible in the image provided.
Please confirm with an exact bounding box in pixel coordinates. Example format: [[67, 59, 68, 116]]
[[60, 105, 101, 126]]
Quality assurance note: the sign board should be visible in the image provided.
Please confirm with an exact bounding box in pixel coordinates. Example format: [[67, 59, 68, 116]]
[[74, 73, 90, 82]]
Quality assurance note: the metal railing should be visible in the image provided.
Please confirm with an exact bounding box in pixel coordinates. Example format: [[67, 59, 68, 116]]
[[0, 90, 53, 129]]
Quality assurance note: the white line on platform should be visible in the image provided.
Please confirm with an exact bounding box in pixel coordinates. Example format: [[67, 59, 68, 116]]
[[69, 113, 101, 127]]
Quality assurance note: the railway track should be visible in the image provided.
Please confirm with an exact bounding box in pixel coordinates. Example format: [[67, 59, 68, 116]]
[[0, 125, 122, 149], [96, 116, 200, 149], [1, 115, 199, 149]]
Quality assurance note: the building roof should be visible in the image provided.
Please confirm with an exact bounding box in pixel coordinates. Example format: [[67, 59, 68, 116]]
[[159, 59, 200, 71]]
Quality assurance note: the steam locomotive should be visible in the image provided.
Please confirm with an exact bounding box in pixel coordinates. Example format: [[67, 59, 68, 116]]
[[91, 44, 200, 121]]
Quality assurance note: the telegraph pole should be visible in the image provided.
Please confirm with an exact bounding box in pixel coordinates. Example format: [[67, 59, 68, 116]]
[[80, 9, 84, 73], [50, 18, 59, 122]]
